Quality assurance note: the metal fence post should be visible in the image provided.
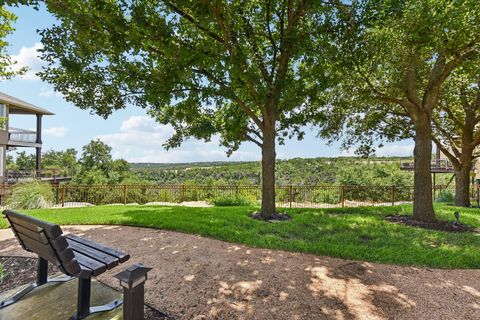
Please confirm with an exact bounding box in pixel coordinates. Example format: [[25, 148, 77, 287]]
[[180, 184, 186, 202], [55, 185, 59, 205], [341, 186, 345, 208], [289, 185, 293, 209], [61, 185, 66, 207], [477, 185, 480, 208], [391, 186, 395, 206]]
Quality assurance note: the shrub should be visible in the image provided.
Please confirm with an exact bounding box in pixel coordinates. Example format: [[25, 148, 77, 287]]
[[210, 194, 255, 206], [6, 181, 55, 209], [436, 190, 455, 203]]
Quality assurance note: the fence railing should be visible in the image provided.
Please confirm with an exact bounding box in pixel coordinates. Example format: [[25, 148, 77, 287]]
[[0, 183, 471, 209]]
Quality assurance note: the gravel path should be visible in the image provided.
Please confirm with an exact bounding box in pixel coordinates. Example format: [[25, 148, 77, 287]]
[[1, 225, 479, 320]]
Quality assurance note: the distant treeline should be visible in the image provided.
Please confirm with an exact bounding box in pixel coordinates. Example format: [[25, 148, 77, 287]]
[[131, 157, 453, 186], [7, 140, 452, 187]]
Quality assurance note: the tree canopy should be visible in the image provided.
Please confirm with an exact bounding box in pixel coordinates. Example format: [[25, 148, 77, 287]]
[[34, 0, 338, 218], [0, 5, 26, 78], [313, 0, 480, 221]]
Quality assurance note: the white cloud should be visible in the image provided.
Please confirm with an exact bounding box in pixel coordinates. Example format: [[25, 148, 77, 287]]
[[340, 149, 358, 157], [376, 144, 414, 157], [96, 115, 260, 163], [39, 87, 63, 98], [44, 127, 68, 137], [11, 42, 45, 80]]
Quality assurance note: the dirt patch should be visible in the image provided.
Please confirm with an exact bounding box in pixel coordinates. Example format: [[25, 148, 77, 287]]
[[249, 211, 292, 222], [1, 226, 480, 319], [386, 215, 478, 233]]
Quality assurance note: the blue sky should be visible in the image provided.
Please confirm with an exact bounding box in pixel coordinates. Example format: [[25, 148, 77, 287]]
[[0, 5, 414, 163]]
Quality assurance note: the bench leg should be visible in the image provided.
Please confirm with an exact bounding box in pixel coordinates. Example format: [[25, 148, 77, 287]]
[[70, 277, 122, 320], [37, 257, 48, 285], [76, 277, 91, 319]]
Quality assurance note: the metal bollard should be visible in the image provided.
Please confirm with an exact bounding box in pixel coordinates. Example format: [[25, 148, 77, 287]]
[[114, 263, 152, 320]]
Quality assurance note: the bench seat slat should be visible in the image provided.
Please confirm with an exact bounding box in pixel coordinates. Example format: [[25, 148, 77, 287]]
[[73, 251, 107, 276], [66, 234, 129, 262], [67, 239, 119, 269]]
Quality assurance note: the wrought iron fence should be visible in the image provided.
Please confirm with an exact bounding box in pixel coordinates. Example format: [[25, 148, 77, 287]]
[[0, 183, 470, 209]]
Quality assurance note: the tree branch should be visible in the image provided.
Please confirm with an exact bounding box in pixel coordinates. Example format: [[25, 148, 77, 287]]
[[192, 67, 263, 128], [404, 52, 422, 109], [163, 0, 224, 44], [431, 135, 460, 167], [244, 133, 263, 147], [432, 117, 461, 159]]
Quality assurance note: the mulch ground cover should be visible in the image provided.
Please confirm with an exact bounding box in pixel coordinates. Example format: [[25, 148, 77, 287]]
[[385, 215, 478, 233]]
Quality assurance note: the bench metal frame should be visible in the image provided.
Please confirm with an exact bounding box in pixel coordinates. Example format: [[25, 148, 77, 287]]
[[0, 210, 129, 320], [0, 258, 74, 309]]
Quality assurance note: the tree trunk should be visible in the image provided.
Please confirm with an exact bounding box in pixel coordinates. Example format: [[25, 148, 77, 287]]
[[260, 125, 276, 219], [412, 116, 436, 222], [455, 163, 472, 207], [455, 123, 474, 207]]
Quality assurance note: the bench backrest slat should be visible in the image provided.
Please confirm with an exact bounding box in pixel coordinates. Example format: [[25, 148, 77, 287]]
[[3, 210, 81, 276]]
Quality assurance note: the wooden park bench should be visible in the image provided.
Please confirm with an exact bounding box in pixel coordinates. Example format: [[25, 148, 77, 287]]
[[0, 210, 130, 320]]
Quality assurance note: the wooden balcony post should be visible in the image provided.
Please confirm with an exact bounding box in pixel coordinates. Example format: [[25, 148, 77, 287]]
[[35, 114, 42, 175]]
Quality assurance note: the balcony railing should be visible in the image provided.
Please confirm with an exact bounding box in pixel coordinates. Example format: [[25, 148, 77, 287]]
[[6, 169, 72, 183], [8, 127, 37, 143], [400, 159, 475, 172]]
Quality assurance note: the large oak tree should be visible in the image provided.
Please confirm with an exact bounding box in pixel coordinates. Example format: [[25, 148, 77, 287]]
[[33, 0, 336, 219], [327, 0, 480, 222], [432, 62, 480, 207]]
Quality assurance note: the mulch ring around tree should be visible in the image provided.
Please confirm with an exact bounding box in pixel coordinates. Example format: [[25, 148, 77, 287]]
[[0, 256, 171, 320], [249, 211, 292, 222], [385, 215, 479, 233]]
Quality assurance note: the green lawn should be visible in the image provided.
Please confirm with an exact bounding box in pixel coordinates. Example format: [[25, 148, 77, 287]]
[[1, 204, 479, 269]]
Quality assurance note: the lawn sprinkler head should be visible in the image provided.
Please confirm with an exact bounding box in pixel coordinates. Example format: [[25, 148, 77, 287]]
[[454, 211, 460, 226]]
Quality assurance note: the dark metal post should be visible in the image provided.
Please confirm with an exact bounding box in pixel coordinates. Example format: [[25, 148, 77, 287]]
[[35, 114, 42, 176], [114, 264, 152, 320], [180, 184, 186, 202], [76, 278, 91, 319], [341, 186, 345, 208], [62, 184, 66, 207], [391, 186, 395, 206], [289, 185, 293, 209], [37, 257, 48, 286]]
